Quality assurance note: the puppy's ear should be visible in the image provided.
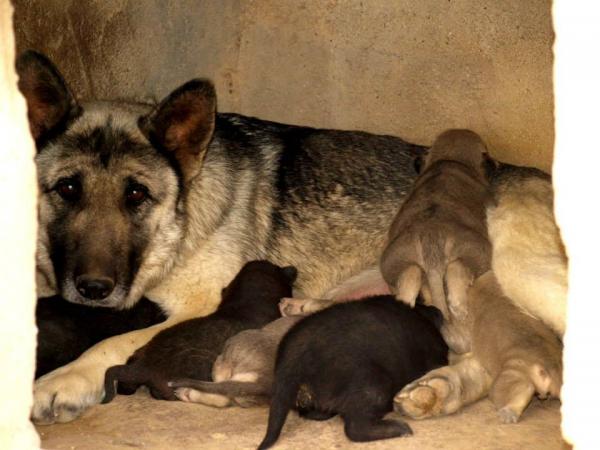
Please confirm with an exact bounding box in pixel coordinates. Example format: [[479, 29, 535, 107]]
[[482, 152, 498, 182], [139, 79, 216, 182], [413, 154, 425, 175], [281, 266, 298, 285], [15, 50, 81, 145]]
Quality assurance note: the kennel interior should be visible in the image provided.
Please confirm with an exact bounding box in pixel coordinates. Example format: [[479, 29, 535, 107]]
[[2, 0, 598, 448]]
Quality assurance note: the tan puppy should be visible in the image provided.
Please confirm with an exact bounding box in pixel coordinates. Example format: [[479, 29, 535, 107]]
[[380, 129, 492, 320], [487, 166, 567, 337], [394, 271, 563, 423]]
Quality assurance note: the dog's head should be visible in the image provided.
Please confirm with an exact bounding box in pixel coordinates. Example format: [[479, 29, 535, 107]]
[[17, 50, 217, 308]]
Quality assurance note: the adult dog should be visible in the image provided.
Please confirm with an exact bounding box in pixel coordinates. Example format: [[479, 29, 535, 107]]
[[17, 50, 425, 423]]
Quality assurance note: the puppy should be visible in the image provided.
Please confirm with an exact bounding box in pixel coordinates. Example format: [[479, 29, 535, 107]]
[[102, 261, 296, 402], [36, 296, 166, 379], [487, 165, 567, 337], [380, 129, 492, 320], [257, 296, 448, 449], [170, 316, 302, 408], [395, 271, 562, 423]]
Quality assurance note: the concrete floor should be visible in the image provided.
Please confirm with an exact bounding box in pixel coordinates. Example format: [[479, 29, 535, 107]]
[[37, 390, 566, 450]]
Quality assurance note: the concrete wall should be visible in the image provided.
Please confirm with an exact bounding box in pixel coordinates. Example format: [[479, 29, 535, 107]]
[[12, 0, 554, 170]]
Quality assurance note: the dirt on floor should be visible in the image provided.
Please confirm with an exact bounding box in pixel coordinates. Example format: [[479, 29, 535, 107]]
[[36, 390, 566, 450]]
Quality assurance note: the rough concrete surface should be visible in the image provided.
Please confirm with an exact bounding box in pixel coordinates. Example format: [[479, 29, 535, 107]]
[[12, 0, 554, 170], [36, 391, 564, 450]]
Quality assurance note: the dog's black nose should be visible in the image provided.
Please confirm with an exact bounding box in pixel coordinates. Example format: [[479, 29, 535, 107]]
[[75, 276, 115, 300]]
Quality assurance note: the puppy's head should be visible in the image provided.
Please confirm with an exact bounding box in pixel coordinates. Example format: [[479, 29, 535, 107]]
[[424, 129, 490, 177]]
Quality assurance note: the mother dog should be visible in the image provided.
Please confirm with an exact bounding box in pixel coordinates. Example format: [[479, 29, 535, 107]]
[[17, 50, 425, 424]]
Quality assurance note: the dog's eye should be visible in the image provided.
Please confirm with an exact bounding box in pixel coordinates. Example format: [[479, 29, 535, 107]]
[[54, 178, 81, 202], [125, 183, 149, 206]]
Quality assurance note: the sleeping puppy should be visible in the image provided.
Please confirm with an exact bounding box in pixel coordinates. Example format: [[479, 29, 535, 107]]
[[395, 271, 562, 423], [102, 261, 296, 402], [36, 296, 166, 379], [257, 296, 448, 450], [169, 316, 302, 407], [380, 129, 492, 320]]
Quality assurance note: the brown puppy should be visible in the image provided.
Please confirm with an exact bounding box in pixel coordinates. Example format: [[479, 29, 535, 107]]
[[169, 316, 302, 407], [102, 261, 296, 402], [395, 271, 563, 423], [380, 129, 492, 321]]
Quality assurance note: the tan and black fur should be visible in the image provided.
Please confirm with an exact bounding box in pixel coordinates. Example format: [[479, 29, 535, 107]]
[[380, 129, 492, 321], [17, 50, 427, 424], [394, 271, 562, 423]]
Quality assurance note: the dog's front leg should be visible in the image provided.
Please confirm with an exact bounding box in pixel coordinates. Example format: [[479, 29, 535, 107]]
[[31, 317, 183, 424]]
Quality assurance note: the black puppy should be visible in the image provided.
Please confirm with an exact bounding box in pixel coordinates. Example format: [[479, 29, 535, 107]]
[[36, 296, 166, 379], [258, 296, 448, 449], [103, 260, 297, 402]]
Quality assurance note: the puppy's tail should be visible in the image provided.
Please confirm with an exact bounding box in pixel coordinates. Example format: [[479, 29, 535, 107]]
[[102, 364, 138, 404], [257, 374, 299, 450], [169, 378, 270, 397], [426, 270, 450, 319]]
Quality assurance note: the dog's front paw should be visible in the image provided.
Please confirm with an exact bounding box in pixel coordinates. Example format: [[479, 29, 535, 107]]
[[394, 376, 454, 419], [32, 365, 104, 424]]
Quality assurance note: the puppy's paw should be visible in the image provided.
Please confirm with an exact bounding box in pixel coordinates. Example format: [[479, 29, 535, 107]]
[[279, 297, 311, 317], [32, 365, 104, 425], [497, 406, 520, 424], [394, 376, 452, 419], [174, 388, 231, 407]]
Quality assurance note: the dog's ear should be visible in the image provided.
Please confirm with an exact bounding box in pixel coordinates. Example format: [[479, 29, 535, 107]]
[[15, 50, 81, 145], [281, 266, 298, 285], [138, 79, 216, 182]]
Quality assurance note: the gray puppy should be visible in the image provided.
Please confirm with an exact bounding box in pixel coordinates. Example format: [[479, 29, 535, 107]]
[[169, 316, 302, 407], [380, 129, 492, 321]]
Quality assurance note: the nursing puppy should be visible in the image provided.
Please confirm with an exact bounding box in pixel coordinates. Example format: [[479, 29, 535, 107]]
[[257, 296, 448, 449], [170, 316, 302, 407], [395, 271, 562, 423], [103, 261, 296, 402], [380, 129, 492, 320], [487, 165, 567, 337], [36, 296, 166, 379]]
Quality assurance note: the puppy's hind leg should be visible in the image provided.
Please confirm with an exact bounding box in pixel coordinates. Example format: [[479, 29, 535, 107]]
[[342, 367, 412, 442], [279, 297, 335, 317], [394, 263, 422, 307], [445, 259, 474, 321], [394, 355, 492, 419], [489, 364, 536, 424]]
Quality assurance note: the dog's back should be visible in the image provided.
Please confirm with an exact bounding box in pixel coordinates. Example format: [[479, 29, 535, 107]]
[[103, 261, 296, 402], [258, 296, 448, 449], [487, 165, 567, 337]]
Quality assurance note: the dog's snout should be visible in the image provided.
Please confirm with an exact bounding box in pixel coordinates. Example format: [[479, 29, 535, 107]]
[[75, 276, 115, 300]]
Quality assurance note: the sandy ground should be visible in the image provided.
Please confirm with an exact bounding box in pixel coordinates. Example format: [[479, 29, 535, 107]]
[[37, 390, 566, 450]]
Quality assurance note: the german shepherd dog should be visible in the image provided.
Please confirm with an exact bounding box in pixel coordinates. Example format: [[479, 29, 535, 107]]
[[17, 50, 426, 424]]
